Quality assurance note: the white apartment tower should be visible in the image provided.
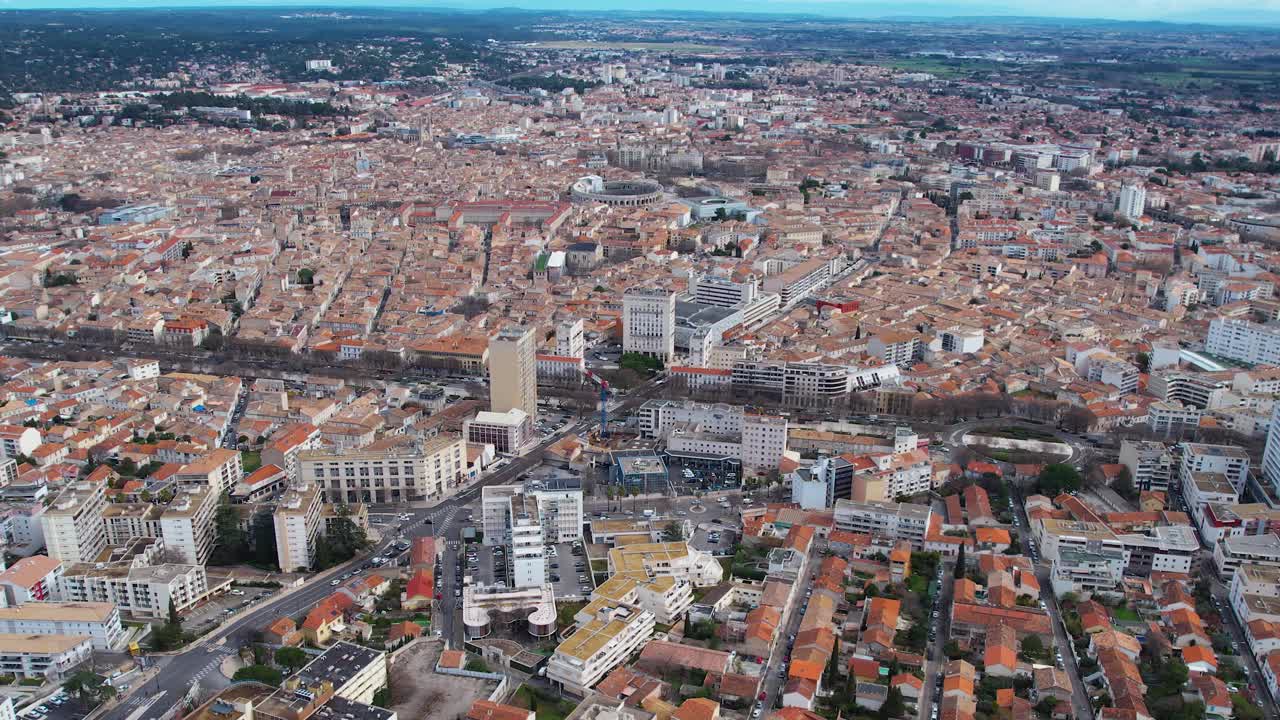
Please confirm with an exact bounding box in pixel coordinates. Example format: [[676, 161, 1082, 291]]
[[555, 318, 586, 359], [489, 326, 538, 417], [1206, 318, 1280, 367], [623, 288, 676, 362], [159, 485, 218, 566], [1264, 403, 1280, 497], [273, 483, 326, 572], [41, 483, 107, 565], [1117, 184, 1147, 221], [511, 517, 546, 589]]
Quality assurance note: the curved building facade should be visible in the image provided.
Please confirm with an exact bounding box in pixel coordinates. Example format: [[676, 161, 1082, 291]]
[[570, 175, 663, 207]]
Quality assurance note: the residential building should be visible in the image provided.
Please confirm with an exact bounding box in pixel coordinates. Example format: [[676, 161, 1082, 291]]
[[293, 641, 389, 705], [57, 552, 209, 620], [489, 326, 538, 418], [1263, 402, 1280, 496], [1117, 184, 1147, 220], [464, 409, 530, 455], [0, 555, 62, 605], [1206, 318, 1280, 367], [511, 517, 545, 590], [174, 449, 243, 494], [0, 602, 125, 651], [1216, 534, 1280, 580], [623, 288, 676, 362], [832, 499, 931, 547], [41, 482, 107, 564], [274, 482, 326, 573], [1181, 443, 1250, 493], [261, 423, 322, 481], [159, 485, 218, 566], [1118, 440, 1175, 492], [547, 601, 655, 694], [868, 332, 921, 369], [555, 318, 585, 359], [299, 435, 466, 504], [0, 634, 92, 679], [940, 327, 984, 354], [0, 426, 41, 460]]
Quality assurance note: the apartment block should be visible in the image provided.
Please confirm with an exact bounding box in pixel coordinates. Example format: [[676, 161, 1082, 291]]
[[57, 554, 209, 620], [274, 482, 326, 573], [159, 485, 218, 566], [510, 517, 546, 590], [940, 326, 984, 354], [0, 556, 62, 605], [481, 484, 584, 547], [489, 326, 538, 418], [833, 499, 931, 547], [1180, 442, 1250, 494], [101, 504, 163, 546], [636, 400, 789, 470], [868, 331, 921, 369], [174, 449, 243, 494], [294, 641, 389, 706], [1118, 440, 1175, 492], [547, 601, 655, 694], [41, 482, 107, 565], [1148, 372, 1231, 409], [1206, 318, 1280, 367], [299, 435, 466, 504], [555, 318, 586, 359], [1215, 533, 1280, 580], [464, 409, 530, 455], [0, 634, 92, 679], [623, 288, 676, 362], [261, 423, 322, 481], [0, 602, 125, 651]]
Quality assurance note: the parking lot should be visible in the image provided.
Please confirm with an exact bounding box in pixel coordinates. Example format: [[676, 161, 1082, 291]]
[[666, 461, 741, 495], [544, 541, 593, 600], [457, 540, 593, 600], [533, 409, 573, 440], [690, 524, 736, 557], [183, 585, 277, 633]]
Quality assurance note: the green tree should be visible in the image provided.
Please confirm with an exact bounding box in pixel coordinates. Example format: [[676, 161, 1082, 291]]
[[1038, 464, 1083, 495], [1113, 467, 1138, 501], [63, 672, 116, 709], [232, 664, 283, 685], [954, 545, 966, 579], [313, 506, 370, 570], [251, 509, 280, 570], [209, 498, 247, 566], [1021, 634, 1046, 660], [273, 646, 308, 670], [168, 597, 180, 627], [298, 268, 315, 285], [879, 687, 906, 720], [663, 521, 685, 541], [825, 636, 840, 687]]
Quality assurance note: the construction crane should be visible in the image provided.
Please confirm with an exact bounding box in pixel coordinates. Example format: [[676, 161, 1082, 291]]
[[583, 368, 611, 438]]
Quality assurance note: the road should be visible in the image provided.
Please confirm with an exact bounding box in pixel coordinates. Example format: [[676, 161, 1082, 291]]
[[919, 560, 954, 720], [1207, 557, 1280, 718], [758, 543, 821, 714], [1010, 490, 1095, 720]]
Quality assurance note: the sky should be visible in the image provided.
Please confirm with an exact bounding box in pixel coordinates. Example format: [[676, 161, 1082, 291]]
[[0, 0, 1278, 23]]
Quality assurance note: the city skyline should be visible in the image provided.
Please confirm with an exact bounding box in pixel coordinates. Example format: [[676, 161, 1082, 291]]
[[1, 0, 1279, 24]]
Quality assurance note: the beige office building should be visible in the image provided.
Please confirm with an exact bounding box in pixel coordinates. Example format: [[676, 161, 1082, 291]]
[[489, 326, 537, 417]]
